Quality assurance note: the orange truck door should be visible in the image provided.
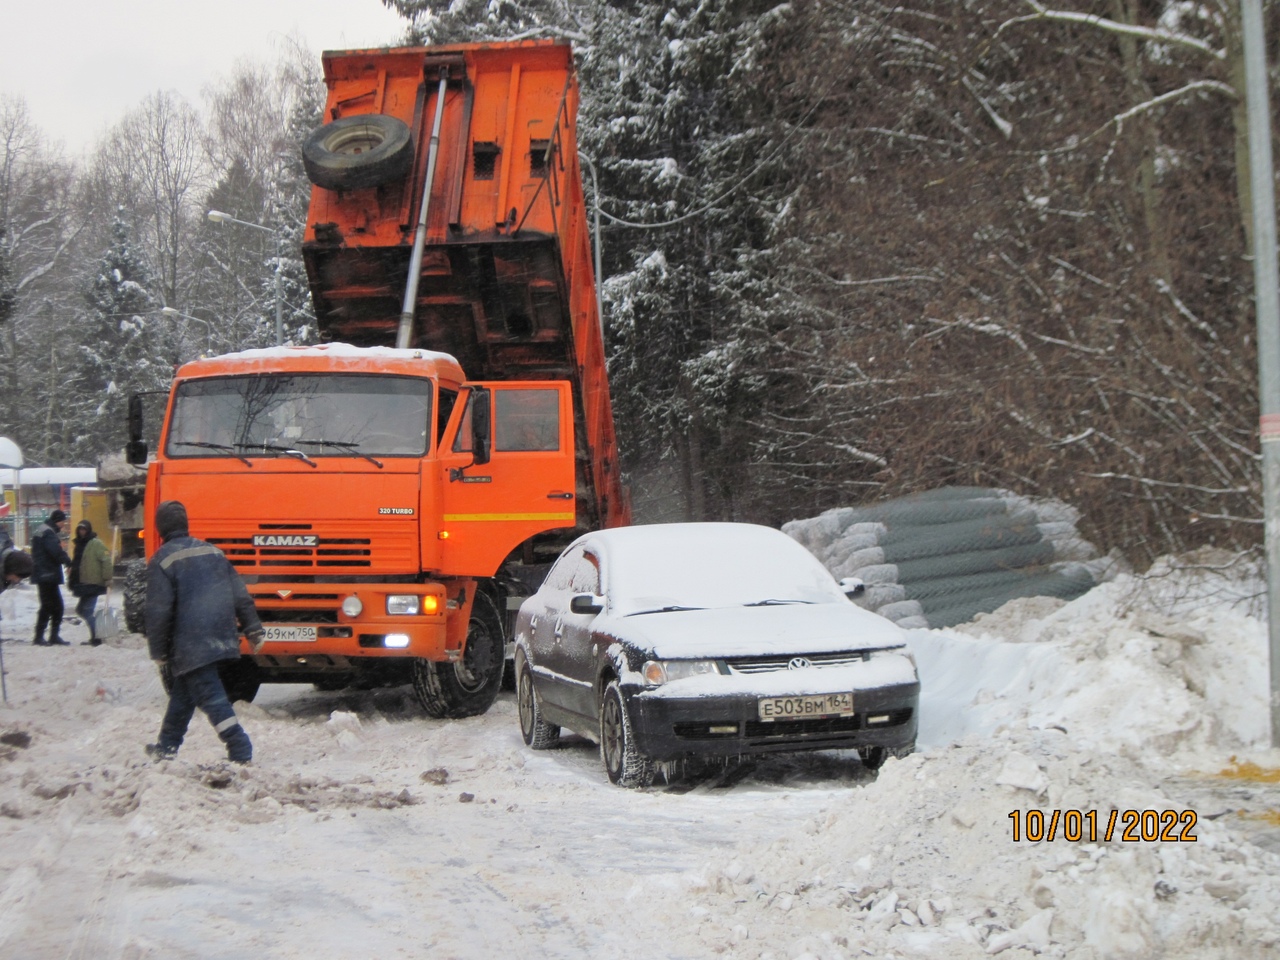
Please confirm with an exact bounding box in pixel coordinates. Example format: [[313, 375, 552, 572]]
[[438, 381, 576, 575]]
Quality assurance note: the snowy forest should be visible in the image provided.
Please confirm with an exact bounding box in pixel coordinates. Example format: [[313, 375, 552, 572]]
[[1, 0, 1276, 566]]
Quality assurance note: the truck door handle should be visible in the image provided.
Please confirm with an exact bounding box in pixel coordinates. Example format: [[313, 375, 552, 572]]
[[547, 492, 573, 500]]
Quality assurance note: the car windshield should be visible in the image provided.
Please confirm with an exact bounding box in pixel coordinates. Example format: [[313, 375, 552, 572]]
[[601, 524, 847, 616], [166, 374, 432, 458]]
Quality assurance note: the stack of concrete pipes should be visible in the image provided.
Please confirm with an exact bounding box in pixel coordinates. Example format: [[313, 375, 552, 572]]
[[784, 487, 1112, 629]]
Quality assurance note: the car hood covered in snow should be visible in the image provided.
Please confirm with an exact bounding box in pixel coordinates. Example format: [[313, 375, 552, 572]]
[[595, 600, 907, 660]]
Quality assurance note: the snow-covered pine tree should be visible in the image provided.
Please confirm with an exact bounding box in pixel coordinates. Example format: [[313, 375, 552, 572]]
[[75, 213, 171, 461]]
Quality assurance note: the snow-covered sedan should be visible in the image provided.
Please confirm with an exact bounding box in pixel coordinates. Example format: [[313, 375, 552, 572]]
[[512, 522, 920, 787]]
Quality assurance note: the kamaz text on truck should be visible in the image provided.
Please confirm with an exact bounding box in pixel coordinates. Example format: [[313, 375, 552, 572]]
[[126, 40, 629, 718]]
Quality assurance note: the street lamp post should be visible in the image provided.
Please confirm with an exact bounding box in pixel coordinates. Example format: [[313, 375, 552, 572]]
[[159, 307, 214, 355], [207, 209, 283, 346]]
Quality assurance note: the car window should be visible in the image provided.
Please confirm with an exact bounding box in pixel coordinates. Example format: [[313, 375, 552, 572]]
[[542, 545, 586, 593], [568, 552, 600, 595]]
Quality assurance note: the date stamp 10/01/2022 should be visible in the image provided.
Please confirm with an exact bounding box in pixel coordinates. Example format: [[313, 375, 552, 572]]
[[1008, 809, 1198, 843]]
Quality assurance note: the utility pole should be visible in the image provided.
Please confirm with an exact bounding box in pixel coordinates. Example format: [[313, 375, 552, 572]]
[[1241, 0, 1280, 747]]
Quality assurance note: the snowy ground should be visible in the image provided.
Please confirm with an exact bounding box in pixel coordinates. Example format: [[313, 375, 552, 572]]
[[2, 551, 1278, 960]]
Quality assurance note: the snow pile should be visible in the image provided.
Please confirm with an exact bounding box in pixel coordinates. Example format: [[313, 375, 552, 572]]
[[651, 550, 1279, 959]]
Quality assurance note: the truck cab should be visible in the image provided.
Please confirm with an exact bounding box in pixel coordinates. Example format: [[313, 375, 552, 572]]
[[136, 344, 575, 715]]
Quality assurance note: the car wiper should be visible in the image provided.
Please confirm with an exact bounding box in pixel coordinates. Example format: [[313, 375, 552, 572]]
[[171, 441, 253, 467], [294, 438, 383, 469], [626, 605, 705, 616], [240, 442, 318, 468], [743, 599, 814, 607]]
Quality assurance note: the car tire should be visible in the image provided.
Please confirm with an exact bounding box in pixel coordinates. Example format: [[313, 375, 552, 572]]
[[123, 558, 147, 634], [600, 680, 654, 788], [302, 114, 414, 191], [412, 591, 506, 718], [515, 649, 560, 749]]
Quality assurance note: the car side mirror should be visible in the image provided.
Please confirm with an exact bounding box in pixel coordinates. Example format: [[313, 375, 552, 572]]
[[839, 577, 865, 598], [570, 594, 603, 615], [471, 387, 491, 466]]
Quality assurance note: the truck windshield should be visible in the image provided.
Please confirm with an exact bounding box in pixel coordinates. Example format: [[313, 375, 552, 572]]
[[166, 374, 432, 459]]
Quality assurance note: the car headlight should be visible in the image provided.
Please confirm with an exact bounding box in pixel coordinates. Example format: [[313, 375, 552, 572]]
[[641, 659, 719, 686], [387, 595, 420, 616]]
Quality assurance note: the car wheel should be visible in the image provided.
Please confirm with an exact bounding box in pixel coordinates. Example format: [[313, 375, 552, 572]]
[[302, 115, 414, 191], [600, 680, 654, 788], [515, 650, 559, 749], [858, 746, 888, 771], [412, 591, 505, 718]]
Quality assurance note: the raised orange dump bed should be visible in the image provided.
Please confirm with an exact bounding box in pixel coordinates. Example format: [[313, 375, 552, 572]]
[[302, 40, 628, 532]]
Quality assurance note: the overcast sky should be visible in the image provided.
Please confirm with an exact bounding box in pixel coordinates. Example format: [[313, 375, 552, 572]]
[[0, 0, 408, 155]]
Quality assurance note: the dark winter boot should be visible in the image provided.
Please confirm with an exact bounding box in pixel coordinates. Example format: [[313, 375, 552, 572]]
[[145, 743, 177, 761], [48, 635, 69, 646], [32, 634, 48, 646]]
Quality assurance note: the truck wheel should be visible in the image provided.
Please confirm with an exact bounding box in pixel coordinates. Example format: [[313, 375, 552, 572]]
[[123, 559, 147, 634], [218, 658, 261, 704], [515, 648, 559, 749], [302, 115, 414, 191], [411, 591, 505, 718]]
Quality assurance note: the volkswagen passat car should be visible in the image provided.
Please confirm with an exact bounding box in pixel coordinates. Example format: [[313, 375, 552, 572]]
[[513, 522, 920, 787]]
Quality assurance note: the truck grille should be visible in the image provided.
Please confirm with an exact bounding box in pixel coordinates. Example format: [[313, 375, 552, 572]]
[[724, 651, 871, 675], [207, 522, 415, 573]]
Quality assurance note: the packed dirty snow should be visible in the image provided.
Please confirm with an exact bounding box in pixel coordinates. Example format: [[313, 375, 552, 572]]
[[1, 543, 1278, 959]]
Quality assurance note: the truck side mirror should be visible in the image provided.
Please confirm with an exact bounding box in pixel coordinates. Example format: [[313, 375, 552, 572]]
[[126, 395, 148, 465], [471, 387, 491, 466]]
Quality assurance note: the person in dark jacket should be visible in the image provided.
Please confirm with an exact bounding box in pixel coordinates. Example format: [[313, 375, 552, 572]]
[[69, 520, 113, 646], [145, 500, 265, 763], [30, 509, 71, 646]]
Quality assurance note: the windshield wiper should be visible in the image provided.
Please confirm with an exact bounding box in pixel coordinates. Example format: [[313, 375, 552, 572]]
[[240, 442, 318, 468], [172, 441, 253, 467], [627, 605, 705, 617], [294, 439, 383, 468], [744, 599, 814, 607]]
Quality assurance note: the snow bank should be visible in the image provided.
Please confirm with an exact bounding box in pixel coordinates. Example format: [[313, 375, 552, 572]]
[[645, 550, 1280, 959]]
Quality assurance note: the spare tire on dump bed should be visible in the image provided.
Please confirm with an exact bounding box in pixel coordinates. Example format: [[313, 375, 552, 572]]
[[302, 115, 414, 191]]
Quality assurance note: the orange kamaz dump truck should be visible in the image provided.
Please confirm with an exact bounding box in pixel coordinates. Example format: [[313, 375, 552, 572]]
[[125, 40, 630, 718]]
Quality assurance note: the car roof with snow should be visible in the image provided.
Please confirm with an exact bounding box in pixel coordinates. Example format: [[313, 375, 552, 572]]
[[570, 522, 848, 616]]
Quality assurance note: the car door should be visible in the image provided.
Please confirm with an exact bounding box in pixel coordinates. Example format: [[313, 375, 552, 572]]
[[528, 544, 587, 716], [556, 548, 604, 720]]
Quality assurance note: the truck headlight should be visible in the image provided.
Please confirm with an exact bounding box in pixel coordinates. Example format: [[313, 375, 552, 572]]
[[641, 660, 719, 686], [341, 595, 363, 617], [387, 595, 420, 615]]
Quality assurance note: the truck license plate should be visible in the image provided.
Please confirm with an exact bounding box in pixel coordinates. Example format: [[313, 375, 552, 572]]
[[757, 692, 853, 722], [262, 626, 317, 642]]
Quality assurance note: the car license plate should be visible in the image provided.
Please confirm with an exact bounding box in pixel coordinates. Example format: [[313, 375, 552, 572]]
[[262, 626, 317, 642], [757, 692, 853, 722]]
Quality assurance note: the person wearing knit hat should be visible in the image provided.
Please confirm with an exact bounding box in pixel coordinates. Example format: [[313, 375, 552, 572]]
[[30, 510, 71, 645], [144, 500, 265, 763]]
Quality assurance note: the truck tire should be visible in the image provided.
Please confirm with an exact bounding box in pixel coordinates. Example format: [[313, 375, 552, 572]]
[[411, 591, 505, 718], [302, 115, 414, 191], [123, 559, 147, 634]]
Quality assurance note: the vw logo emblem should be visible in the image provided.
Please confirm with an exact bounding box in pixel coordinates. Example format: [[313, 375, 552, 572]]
[[787, 657, 813, 670]]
